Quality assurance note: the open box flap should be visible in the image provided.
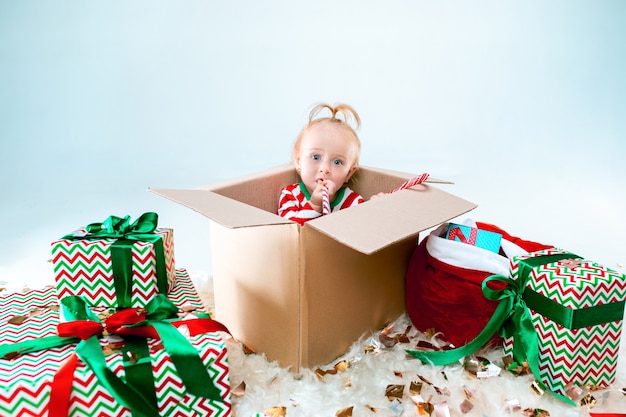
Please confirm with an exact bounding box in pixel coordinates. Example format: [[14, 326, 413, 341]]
[[149, 164, 474, 244], [305, 184, 477, 255], [148, 187, 293, 228]]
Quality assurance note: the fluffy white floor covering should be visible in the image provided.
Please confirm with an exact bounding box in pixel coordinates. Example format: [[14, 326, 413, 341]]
[[191, 272, 626, 417]]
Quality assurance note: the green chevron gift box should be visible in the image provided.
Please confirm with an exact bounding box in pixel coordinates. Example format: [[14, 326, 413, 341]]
[[51, 212, 176, 308], [0, 269, 232, 417], [503, 248, 626, 397]]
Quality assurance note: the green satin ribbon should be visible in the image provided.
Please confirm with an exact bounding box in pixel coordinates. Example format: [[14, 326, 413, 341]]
[[406, 251, 624, 405], [63, 212, 168, 307], [0, 294, 224, 416]]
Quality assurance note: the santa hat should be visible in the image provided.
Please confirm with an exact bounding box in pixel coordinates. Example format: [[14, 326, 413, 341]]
[[405, 219, 552, 347]]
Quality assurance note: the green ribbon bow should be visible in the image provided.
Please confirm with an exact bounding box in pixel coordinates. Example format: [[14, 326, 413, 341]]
[[63, 212, 168, 307], [0, 294, 228, 417], [406, 251, 624, 405]]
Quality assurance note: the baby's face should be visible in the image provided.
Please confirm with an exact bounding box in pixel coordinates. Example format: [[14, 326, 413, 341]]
[[295, 123, 358, 193]]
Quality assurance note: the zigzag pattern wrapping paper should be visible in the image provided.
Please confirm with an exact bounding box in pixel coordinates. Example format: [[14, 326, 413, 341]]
[[51, 228, 176, 308], [0, 269, 232, 417], [503, 248, 626, 396]]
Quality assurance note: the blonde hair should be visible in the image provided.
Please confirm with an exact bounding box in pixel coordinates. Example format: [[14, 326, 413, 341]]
[[292, 103, 362, 168]]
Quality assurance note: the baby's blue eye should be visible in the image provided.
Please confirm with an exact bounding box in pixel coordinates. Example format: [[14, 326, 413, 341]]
[[311, 154, 321, 161], [332, 159, 343, 166]]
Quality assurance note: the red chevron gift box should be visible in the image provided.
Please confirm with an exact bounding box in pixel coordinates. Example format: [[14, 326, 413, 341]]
[[51, 212, 176, 308], [0, 269, 232, 417], [503, 248, 626, 398]]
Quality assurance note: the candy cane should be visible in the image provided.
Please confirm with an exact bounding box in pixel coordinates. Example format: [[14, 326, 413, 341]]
[[321, 185, 331, 215], [391, 172, 430, 193], [447, 226, 478, 245]]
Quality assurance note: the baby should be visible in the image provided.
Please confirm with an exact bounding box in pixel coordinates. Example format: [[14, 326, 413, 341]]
[[278, 103, 364, 225]]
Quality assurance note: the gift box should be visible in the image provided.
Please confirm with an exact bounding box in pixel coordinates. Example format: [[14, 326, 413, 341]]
[[0, 269, 231, 417], [444, 222, 502, 253], [51, 212, 176, 308], [503, 248, 626, 397]]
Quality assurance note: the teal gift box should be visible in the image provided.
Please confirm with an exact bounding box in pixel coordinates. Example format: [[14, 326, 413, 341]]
[[445, 223, 502, 253]]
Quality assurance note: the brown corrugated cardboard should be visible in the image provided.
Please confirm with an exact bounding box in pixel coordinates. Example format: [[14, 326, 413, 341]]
[[150, 163, 476, 371]]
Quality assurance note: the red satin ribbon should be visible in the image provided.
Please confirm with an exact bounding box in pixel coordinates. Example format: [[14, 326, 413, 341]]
[[590, 414, 626, 417], [58, 308, 230, 341], [49, 353, 79, 417], [51, 305, 230, 416]]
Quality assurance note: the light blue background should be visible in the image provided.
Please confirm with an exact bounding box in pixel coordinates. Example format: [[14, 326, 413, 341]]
[[1, 1, 625, 285]]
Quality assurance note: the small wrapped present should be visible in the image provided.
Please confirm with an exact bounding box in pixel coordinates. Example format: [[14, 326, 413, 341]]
[[444, 222, 502, 253], [502, 248, 626, 397], [51, 212, 176, 308], [0, 269, 231, 417]]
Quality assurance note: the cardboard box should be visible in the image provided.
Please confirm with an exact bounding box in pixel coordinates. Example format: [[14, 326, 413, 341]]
[[0, 269, 232, 417], [150, 164, 476, 371], [503, 248, 626, 396]]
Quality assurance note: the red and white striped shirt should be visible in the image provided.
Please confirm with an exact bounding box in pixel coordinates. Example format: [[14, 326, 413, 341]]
[[278, 182, 364, 225]]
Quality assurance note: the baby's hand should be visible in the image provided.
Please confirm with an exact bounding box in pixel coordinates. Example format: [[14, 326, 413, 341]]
[[312, 179, 337, 207], [320, 179, 338, 198]]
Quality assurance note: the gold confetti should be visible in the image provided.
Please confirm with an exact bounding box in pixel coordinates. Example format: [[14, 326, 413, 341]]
[[335, 406, 353, 417], [8, 315, 28, 325], [417, 374, 433, 385], [417, 400, 434, 416], [364, 345, 377, 354], [522, 408, 550, 417], [379, 323, 412, 347], [344, 377, 351, 388], [410, 381, 423, 395], [580, 394, 597, 407], [315, 360, 350, 379], [264, 406, 286, 417], [530, 380, 545, 396], [334, 360, 349, 372], [315, 368, 327, 379], [432, 385, 450, 396], [231, 381, 246, 397], [385, 384, 404, 400]]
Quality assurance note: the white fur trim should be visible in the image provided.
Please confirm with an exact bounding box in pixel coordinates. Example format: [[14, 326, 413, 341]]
[[426, 222, 527, 276]]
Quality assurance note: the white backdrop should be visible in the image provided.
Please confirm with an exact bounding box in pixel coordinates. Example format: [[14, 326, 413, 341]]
[[1, 1, 625, 286]]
